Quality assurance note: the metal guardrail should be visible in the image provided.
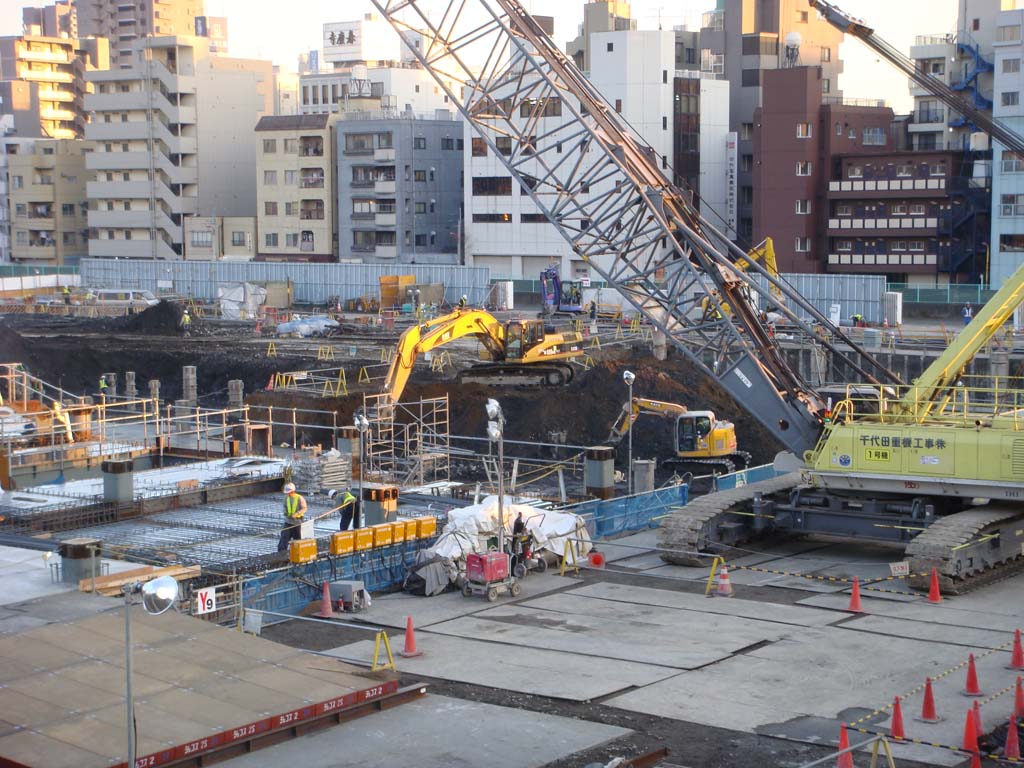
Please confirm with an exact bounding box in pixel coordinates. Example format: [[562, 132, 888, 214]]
[[888, 283, 999, 304]]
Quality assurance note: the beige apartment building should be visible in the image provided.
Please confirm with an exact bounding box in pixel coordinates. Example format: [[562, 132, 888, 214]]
[[183, 215, 256, 259], [77, 0, 203, 68], [0, 34, 109, 139], [7, 138, 88, 264], [255, 114, 337, 261], [85, 36, 273, 260]]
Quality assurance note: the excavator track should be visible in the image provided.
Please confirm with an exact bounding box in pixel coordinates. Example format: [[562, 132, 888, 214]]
[[663, 451, 753, 476], [905, 506, 1024, 595], [457, 363, 575, 388], [659, 473, 801, 566]]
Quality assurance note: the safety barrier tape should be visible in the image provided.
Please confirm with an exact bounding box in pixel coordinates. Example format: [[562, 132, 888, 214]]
[[852, 725, 1023, 764], [722, 560, 929, 593]]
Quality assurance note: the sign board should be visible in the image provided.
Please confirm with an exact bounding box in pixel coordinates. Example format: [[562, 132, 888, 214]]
[[829, 303, 842, 327], [194, 587, 217, 615], [888, 561, 910, 578], [579, 277, 591, 287]]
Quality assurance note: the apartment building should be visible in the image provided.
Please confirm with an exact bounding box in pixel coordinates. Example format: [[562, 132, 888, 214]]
[[77, 0, 203, 68], [0, 33, 109, 139], [84, 36, 273, 260], [337, 111, 463, 262], [465, 26, 681, 280], [183, 215, 255, 259], [701, 0, 843, 243], [22, 3, 77, 39], [824, 151, 989, 281], [566, 0, 636, 71], [256, 114, 337, 262], [753, 66, 894, 273], [6, 138, 88, 265], [990, 6, 1024, 284], [298, 66, 457, 116]]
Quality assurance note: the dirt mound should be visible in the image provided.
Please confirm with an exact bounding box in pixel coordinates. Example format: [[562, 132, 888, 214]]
[[0, 322, 33, 366], [106, 300, 183, 335]]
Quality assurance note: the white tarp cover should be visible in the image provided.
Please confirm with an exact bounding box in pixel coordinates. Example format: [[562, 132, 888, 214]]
[[275, 314, 338, 337], [430, 496, 592, 561], [217, 282, 267, 320]]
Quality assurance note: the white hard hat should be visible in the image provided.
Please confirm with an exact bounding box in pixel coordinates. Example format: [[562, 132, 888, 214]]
[[283, 482, 296, 493]]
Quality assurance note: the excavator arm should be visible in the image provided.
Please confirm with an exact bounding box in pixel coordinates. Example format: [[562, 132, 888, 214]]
[[382, 309, 505, 404], [607, 398, 689, 445]]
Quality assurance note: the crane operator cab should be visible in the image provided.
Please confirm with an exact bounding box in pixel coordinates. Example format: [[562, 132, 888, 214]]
[[676, 411, 737, 457], [504, 319, 552, 360]]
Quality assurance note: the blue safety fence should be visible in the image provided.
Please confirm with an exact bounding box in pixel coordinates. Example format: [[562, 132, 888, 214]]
[[565, 485, 688, 539], [712, 463, 783, 492]]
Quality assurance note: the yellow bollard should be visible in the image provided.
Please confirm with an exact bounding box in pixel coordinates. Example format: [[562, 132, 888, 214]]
[[703, 556, 725, 597], [266, 341, 277, 358]]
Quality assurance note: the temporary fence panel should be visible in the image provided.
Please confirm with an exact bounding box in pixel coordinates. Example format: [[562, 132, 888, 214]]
[[79, 260, 492, 307], [752, 273, 887, 324]]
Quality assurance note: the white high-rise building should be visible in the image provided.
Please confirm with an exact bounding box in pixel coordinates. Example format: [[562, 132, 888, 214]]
[[990, 6, 1024, 284]]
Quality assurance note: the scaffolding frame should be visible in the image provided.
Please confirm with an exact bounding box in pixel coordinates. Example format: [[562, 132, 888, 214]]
[[362, 393, 450, 486]]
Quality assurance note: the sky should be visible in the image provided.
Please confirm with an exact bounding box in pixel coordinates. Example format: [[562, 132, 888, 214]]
[[6, 0, 957, 113]]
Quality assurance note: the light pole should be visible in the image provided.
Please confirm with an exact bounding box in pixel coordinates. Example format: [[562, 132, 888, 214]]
[[623, 370, 635, 496], [485, 398, 505, 555], [124, 575, 179, 768], [354, 413, 369, 529]]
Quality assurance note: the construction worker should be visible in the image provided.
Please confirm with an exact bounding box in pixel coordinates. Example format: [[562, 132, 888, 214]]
[[98, 375, 108, 397], [852, 313, 863, 328], [962, 302, 973, 326], [181, 310, 191, 333], [338, 488, 359, 530], [276, 482, 308, 552], [61, 285, 71, 305], [458, 295, 468, 309], [52, 401, 73, 444]]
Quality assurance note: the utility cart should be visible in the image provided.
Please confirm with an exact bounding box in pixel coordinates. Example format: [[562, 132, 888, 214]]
[[462, 551, 520, 602]]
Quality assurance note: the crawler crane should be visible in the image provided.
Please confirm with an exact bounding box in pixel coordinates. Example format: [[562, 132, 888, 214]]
[[374, 0, 1024, 591]]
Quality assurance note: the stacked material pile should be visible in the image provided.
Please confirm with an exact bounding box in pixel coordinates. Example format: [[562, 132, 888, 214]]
[[290, 450, 351, 493]]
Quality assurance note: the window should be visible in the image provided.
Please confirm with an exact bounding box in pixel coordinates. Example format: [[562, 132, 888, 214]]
[[909, 240, 925, 251], [891, 204, 907, 215], [1004, 58, 1021, 74], [285, 233, 299, 247], [741, 69, 760, 87], [795, 161, 812, 176], [837, 240, 852, 251], [472, 176, 513, 196], [415, 234, 428, 246], [415, 202, 426, 214], [471, 137, 487, 157], [414, 170, 426, 182], [262, 139, 276, 153], [909, 203, 926, 216], [1001, 234, 1024, 251], [794, 236, 810, 252], [521, 213, 547, 223], [263, 171, 277, 185], [998, 24, 1021, 42], [662, 116, 668, 131], [265, 202, 278, 215], [614, 99, 622, 113], [740, 123, 753, 141], [62, 203, 74, 216], [929, 163, 945, 176], [11, 176, 22, 189], [283, 138, 298, 153], [520, 97, 562, 118], [795, 9, 808, 22], [441, 137, 455, 150], [836, 204, 852, 216], [265, 233, 278, 247], [740, 154, 753, 172], [795, 199, 811, 215], [862, 127, 886, 146], [897, 164, 914, 177], [822, 78, 831, 94], [285, 202, 298, 216], [15, 231, 27, 245], [14, 204, 26, 217], [232, 231, 246, 246], [495, 136, 512, 156], [1003, 151, 1024, 173], [413, 137, 427, 150], [1001, 193, 1024, 216], [606, 42, 614, 52], [377, 132, 393, 149], [191, 231, 213, 247], [701, 50, 724, 75], [63, 232, 75, 245], [1004, 91, 1021, 107], [353, 199, 374, 215], [973, 18, 980, 31], [353, 231, 375, 250], [892, 240, 907, 251], [796, 122, 812, 138], [345, 133, 374, 152], [472, 213, 512, 223], [821, 47, 831, 63], [835, 122, 842, 136]]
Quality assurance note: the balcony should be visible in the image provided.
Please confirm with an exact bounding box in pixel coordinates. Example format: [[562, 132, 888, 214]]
[[374, 180, 396, 195], [299, 210, 325, 220], [352, 243, 375, 253], [18, 48, 72, 64], [343, 145, 374, 156], [14, 244, 57, 260], [827, 178, 947, 196], [375, 212, 397, 226], [18, 67, 74, 84], [375, 245, 398, 259], [914, 109, 945, 125], [40, 107, 76, 122], [88, 237, 180, 260], [38, 88, 75, 102], [299, 178, 325, 189], [827, 216, 940, 234], [350, 178, 374, 188], [300, 139, 324, 157], [374, 148, 396, 162]]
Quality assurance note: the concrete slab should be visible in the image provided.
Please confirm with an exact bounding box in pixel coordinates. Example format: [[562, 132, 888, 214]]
[[797, 592, 1024, 632], [328, 634, 679, 701], [0, 545, 145, 608], [844, 615, 1016, 650], [599, 529, 661, 562], [222, 695, 632, 768], [609, 551, 673, 571], [567, 581, 842, 627], [351, 572, 579, 630], [0, 729, 112, 768]]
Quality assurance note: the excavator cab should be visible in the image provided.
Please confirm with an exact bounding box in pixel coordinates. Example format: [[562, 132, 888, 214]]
[[504, 319, 546, 361], [677, 413, 712, 453]]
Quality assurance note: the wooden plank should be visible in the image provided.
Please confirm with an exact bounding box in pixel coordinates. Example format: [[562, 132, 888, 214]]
[[80, 564, 201, 593]]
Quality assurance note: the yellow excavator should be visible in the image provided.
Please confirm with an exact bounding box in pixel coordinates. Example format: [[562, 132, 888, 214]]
[[382, 308, 584, 403], [701, 237, 783, 319], [607, 397, 751, 474]]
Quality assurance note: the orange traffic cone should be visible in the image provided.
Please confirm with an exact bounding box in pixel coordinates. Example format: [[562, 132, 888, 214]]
[[313, 581, 338, 618], [1010, 629, 1024, 670], [973, 700, 983, 737], [919, 677, 941, 723], [927, 568, 942, 604], [1016, 676, 1024, 719], [836, 723, 854, 768], [1007, 716, 1021, 760], [847, 577, 863, 613], [716, 564, 734, 598], [890, 696, 905, 740], [963, 707, 979, 754], [266, 374, 275, 391], [964, 653, 983, 696], [400, 615, 422, 658], [969, 751, 982, 768]]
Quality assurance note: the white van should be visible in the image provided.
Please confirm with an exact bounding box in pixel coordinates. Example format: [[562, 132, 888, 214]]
[[91, 289, 159, 310]]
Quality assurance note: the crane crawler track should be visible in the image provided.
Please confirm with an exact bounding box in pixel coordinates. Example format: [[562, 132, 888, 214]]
[[905, 506, 1024, 594], [658, 473, 801, 566]]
